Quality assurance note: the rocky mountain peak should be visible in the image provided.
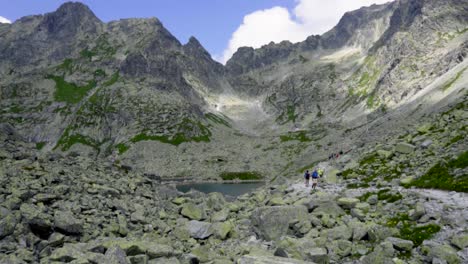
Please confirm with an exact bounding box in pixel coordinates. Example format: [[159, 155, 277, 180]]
[[183, 36, 211, 59], [39, 1, 101, 36]]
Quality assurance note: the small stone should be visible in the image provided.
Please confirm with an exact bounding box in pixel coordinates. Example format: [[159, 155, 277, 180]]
[[104, 246, 130, 264], [308, 247, 329, 263], [0, 213, 17, 239], [54, 211, 83, 235], [451, 234, 468, 249], [421, 139, 433, 148], [400, 176, 414, 185], [386, 237, 414, 251], [337, 197, 360, 209], [367, 195, 378, 205], [181, 203, 204, 220], [409, 203, 425, 220], [187, 220, 213, 239], [395, 142, 416, 154], [377, 150, 393, 159]]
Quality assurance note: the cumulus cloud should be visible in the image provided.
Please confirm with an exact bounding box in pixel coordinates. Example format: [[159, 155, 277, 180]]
[[220, 0, 393, 64], [0, 16, 11, 24]]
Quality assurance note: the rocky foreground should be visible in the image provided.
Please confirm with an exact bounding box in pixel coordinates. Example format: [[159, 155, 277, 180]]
[[0, 103, 467, 264]]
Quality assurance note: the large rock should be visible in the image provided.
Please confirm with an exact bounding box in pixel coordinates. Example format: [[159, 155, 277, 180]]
[[337, 197, 360, 209], [49, 243, 104, 263], [100, 239, 175, 259], [54, 211, 83, 235], [103, 246, 130, 264], [395, 143, 416, 154], [211, 209, 230, 222], [311, 201, 345, 217], [409, 202, 425, 220], [377, 150, 393, 159], [211, 221, 233, 240], [251, 206, 308, 241], [0, 213, 17, 239], [237, 255, 313, 264], [307, 248, 329, 264], [187, 220, 213, 239], [425, 244, 461, 264], [451, 234, 468, 249], [328, 240, 352, 257], [324, 225, 353, 241], [386, 237, 414, 251], [181, 203, 205, 220]]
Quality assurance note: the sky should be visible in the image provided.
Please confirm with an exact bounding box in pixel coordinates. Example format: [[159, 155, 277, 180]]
[[0, 0, 393, 63]]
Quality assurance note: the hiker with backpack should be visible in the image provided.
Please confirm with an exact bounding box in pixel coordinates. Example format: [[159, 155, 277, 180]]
[[311, 168, 319, 190], [304, 170, 311, 187]]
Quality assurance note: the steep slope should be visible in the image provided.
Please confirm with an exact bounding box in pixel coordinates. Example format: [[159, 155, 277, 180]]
[[226, 0, 467, 127], [0, 3, 228, 158]]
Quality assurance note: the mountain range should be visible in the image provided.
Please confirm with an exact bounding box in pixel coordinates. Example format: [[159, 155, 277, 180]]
[[0, 0, 467, 179]]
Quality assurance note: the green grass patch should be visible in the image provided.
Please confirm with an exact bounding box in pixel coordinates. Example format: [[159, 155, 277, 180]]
[[55, 129, 100, 151], [400, 223, 441, 247], [94, 69, 106, 77], [10, 105, 23, 113], [359, 153, 379, 166], [358, 189, 402, 203], [276, 104, 297, 124], [131, 120, 211, 146], [80, 49, 97, 59], [387, 213, 441, 246], [205, 113, 231, 127], [346, 182, 370, 189], [447, 134, 464, 146], [57, 58, 74, 74], [36, 142, 46, 150], [280, 131, 311, 142], [403, 151, 468, 192], [115, 143, 129, 154], [47, 75, 96, 104], [104, 71, 119, 87], [441, 67, 467, 91], [220, 171, 263, 181]]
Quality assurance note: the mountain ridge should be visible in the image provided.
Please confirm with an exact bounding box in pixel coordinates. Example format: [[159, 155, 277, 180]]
[[0, 0, 466, 179]]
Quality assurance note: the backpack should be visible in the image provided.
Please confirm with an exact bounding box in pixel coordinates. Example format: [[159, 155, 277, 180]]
[[312, 171, 318, 178]]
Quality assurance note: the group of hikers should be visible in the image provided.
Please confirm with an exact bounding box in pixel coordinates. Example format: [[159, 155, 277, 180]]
[[304, 168, 324, 190]]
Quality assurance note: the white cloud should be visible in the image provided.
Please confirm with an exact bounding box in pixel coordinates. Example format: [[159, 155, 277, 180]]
[[220, 0, 393, 64], [0, 16, 11, 24]]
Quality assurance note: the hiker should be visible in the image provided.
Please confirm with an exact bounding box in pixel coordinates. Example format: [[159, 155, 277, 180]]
[[304, 170, 311, 187], [311, 169, 319, 190]]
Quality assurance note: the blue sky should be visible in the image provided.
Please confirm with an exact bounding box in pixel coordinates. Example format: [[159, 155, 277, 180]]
[[0, 0, 392, 62]]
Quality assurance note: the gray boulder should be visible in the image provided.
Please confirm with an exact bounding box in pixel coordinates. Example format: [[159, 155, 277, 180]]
[[251, 206, 308, 241], [0, 213, 17, 239], [395, 143, 416, 154], [307, 247, 329, 264], [337, 197, 360, 209], [386, 237, 414, 251], [104, 246, 130, 264], [237, 254, 313, 264], [187, 220, 213, 239], [54, 211, 83, 235]]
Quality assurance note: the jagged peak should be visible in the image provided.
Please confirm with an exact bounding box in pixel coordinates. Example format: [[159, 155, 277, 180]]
[[184, 36, 211, 58], [54, 1, 100, 21]]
